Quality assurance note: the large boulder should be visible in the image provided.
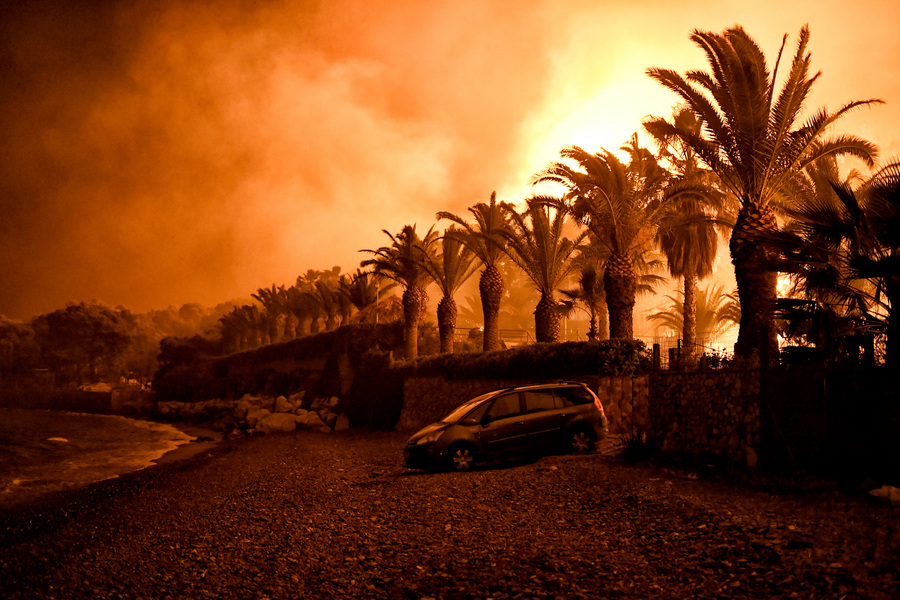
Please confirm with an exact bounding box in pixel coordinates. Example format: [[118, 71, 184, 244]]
[[257, 412, 298, 434]]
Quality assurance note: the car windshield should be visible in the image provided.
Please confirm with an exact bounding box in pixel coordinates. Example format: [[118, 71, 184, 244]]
[[441, 391, 499, 423]]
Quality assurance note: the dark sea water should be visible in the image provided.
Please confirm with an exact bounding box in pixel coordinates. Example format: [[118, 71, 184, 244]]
[[0, 408, 193, 508]]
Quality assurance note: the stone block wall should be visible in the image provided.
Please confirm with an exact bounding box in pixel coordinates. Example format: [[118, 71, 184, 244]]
[[649, 370, 761, 466], [595, 375, 649, 435]]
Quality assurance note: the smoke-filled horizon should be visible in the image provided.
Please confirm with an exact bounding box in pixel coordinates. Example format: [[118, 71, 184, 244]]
[[3, 0, 899, 321]]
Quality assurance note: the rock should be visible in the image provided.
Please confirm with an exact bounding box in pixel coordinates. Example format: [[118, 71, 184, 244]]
[[324, 412, 338, 427], [327, 396, 340, 409], [272, 395, 292, 413], [319, 425, 333, 434], [334, 414, 350, 432], [233, 400, 251, 420], [304, 411, 326, 429], [257, 412, 297, 434], [246, 408, 271, 429], [288, 392, 304, 410], [294, 408, 309, 420], [869, 485, 900, 504]]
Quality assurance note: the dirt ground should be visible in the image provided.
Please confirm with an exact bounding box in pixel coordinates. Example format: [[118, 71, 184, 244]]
[[1, 429, 898, 599]]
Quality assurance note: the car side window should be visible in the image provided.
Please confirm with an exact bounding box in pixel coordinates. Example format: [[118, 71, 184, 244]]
[[486, 393, 522, 421], [523, 391, 555, 413]]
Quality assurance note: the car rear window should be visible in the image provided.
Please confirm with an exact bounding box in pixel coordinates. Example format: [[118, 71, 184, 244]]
[[554, 386, 594, 407]]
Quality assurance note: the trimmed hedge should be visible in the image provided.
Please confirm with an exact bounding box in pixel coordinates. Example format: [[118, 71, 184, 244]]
[[398, 339, 651, 380]]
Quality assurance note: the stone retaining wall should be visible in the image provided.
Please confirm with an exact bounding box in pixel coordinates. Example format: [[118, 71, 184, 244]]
[[649, 370, 761, 467], [595, 376, 649, 435]]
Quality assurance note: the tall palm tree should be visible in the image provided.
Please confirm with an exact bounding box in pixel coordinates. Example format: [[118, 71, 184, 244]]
[[361, 224, 437, 359], [647, 25, 882, 362], [496, 197, 586, 342], [645, 107, 733, 356], [532, 134, 668, 339], [419, 227, 479, 353], [437, 192, 514, 351]]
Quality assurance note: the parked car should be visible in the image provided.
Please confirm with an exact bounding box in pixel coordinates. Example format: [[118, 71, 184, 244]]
[[403, 382, 608, 472]]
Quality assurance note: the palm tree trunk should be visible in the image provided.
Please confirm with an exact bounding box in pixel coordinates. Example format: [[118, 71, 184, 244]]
[[604, 253, 636, 339], [437, 295, 457, 354], [534, 293, 560, 343], [682, 274, 698, 355], [479, 265, 504, 351], [730, 202, 779, 364], [597, 299, 609, 340], [402, 286, 428, 359]]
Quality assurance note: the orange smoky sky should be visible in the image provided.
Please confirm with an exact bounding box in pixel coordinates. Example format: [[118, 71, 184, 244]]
[[2, 0, 899, 321]]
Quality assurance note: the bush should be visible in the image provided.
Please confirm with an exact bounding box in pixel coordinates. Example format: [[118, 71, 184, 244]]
[[406, 339, 651, 380]]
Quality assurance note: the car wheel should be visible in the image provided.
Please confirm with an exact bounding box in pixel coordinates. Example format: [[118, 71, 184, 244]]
[[447, 444, 477, 472], [569, 429, 595, 454]]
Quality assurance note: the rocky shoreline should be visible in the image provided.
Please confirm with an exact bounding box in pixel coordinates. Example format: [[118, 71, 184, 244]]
[[2, 429, 898, 599], [153, 392, 351, 437]]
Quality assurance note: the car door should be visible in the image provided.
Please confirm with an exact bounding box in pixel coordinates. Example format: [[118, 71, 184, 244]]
[[478, 392, 527, 459], [522, 390, 564, 451]]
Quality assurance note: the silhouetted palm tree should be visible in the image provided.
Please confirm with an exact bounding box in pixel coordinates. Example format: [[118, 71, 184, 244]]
[[437, 192, 514, 351], [419, 227, 479, 353], [252, 284, 283, 344], [645, 107, 734, 355], [497, 197, 586, 342], [532, 135, 668, 339], [647, 25, 882, 362], [361, 224, 437, 359]]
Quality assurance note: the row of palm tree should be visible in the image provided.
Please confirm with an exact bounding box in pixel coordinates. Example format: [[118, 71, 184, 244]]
[[218, 24, 898, 368], [217, 268, 397, 353]]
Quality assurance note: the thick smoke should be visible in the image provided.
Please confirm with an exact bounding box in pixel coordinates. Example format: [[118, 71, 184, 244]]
[[0, 0, 556, 318], [2, 0, 898, 320]]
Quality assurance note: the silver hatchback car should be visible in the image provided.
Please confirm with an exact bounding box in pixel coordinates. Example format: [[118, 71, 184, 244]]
[[403, 382, 608, 472]]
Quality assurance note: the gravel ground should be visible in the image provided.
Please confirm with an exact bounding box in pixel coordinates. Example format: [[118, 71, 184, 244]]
[[1, 429, 898, 599]]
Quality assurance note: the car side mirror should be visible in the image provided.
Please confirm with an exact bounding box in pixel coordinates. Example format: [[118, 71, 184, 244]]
[[480, 414, 494, 426]]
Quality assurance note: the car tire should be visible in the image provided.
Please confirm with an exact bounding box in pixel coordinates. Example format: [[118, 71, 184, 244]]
[[569, 429, 596, 454], [447, 444, 478, 472]]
